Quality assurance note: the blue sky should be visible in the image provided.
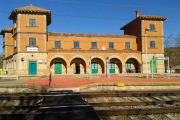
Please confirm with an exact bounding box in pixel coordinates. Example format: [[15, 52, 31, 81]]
[[0, 0, 180, 54]]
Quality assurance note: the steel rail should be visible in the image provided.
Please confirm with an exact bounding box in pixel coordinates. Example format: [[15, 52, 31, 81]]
[[0, 91, 179, 96], [0, 92, 180, 100], [0, 100, 180, 110], [81, 92, 180, 98], [0, 107, 180, 120]]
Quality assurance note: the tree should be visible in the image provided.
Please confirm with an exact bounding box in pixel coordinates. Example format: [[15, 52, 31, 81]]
[[164, 34, 173, 48], [164, 34, 180, 71], [175, 34, 180, 47]]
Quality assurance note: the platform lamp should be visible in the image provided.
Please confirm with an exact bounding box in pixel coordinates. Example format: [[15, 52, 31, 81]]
[[145, 28, 150, 78]]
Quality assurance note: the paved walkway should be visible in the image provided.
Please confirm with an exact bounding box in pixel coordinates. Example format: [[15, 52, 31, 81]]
[[22, 74, 180, 88]]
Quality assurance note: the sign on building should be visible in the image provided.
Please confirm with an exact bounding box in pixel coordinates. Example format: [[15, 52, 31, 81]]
[[26, 47, 38, 51], [153, 57, 168, 60]]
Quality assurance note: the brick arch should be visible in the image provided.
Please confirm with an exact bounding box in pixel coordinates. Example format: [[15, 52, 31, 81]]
[[69, 55, 87, 66], [87, 56, 106, 66], [47, 55, 68, 66], [124, 55, 142, 73], [109, 55, 123, 63], [124, 55, 141, 64]]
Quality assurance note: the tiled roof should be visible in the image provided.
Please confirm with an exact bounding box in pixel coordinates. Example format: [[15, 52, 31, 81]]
[[139, 15, 168, 20], [48, 32, 136, 38], [120, 15, 168, 30], [0, 27, 13, 35], [13, 3, 50, 12], [48, 49, 141, 53], [9, 4, 51, 25]]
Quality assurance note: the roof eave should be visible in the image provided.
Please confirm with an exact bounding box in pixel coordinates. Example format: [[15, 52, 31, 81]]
[[120, 18, 140, 30], [9, 10, 51, 19], [0, 29, 13, 35], [120, 17, 168, 30]]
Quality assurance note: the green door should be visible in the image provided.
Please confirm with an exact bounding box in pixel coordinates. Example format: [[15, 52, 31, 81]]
[[150, 61, 156, 73], [125, 62, 131, 69], [29, 61, 37, 75], [91, 62, 98, 74], [55, 62, 62, 74], [109, 62, 115, 74]]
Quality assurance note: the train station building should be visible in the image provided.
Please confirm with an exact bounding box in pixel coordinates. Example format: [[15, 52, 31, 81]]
[[0, 4, 168, 75]]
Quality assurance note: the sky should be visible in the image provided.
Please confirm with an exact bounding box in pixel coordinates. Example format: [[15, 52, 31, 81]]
[[0, 0, 180, 54]]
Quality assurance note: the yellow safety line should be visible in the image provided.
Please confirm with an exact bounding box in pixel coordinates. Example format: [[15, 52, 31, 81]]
[[79, 82, 180, 88]]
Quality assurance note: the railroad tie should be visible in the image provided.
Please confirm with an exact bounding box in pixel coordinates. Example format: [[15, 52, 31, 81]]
[[34, 90, 100, 120], [29, 100, 35, 105], [128, 115, 137, 120], [147, 115, 158, 120], [108, 116, 117, 120], [164, 114, 177, 120]]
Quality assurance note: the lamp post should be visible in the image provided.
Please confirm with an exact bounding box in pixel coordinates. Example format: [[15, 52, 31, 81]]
[[145, 28, 150, 79]]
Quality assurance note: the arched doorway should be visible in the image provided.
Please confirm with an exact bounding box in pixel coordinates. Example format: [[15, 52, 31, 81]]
[[109, 58, 122, 74], [50, 58, 67, 74], [125, 58, 141, 73], [91, 58, 105, 74], [70, 58, 86, 74]]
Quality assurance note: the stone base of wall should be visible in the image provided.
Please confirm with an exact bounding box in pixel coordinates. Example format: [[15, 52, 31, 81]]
[[0, 84, 47, 93], [142, 53, 165, 73]]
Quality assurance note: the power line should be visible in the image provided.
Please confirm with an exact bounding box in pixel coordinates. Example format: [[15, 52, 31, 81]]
[[0, 10, 180, 24]]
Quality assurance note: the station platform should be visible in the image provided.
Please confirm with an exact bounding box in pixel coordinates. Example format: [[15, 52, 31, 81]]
[[21, 74, 180, 89]]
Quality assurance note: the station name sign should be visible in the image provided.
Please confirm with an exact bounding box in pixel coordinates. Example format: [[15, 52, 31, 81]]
[[26, 47, 38, 51], [153, 57, 168, 60]]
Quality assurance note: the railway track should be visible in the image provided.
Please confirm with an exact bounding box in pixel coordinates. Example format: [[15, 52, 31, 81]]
[[0, 91, 180, 120]]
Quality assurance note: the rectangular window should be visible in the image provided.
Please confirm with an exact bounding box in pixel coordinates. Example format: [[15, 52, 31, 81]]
[[125, 42, 130, 49], [73, 41, 79, 48], [150, 24, 155, 31], [29, 38, 36, 46], [29, 19, 36, 26], [150, 41, 155, 48], [91, 42, 97, 49], [54, 41, 61, 48], [108, 42, 114, 49]]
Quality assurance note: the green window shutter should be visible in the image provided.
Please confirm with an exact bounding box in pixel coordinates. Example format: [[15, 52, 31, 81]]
[[125, 62, 131, 68]]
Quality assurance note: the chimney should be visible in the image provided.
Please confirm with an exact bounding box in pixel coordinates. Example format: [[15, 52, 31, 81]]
[[135, 10, 139, 18]]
